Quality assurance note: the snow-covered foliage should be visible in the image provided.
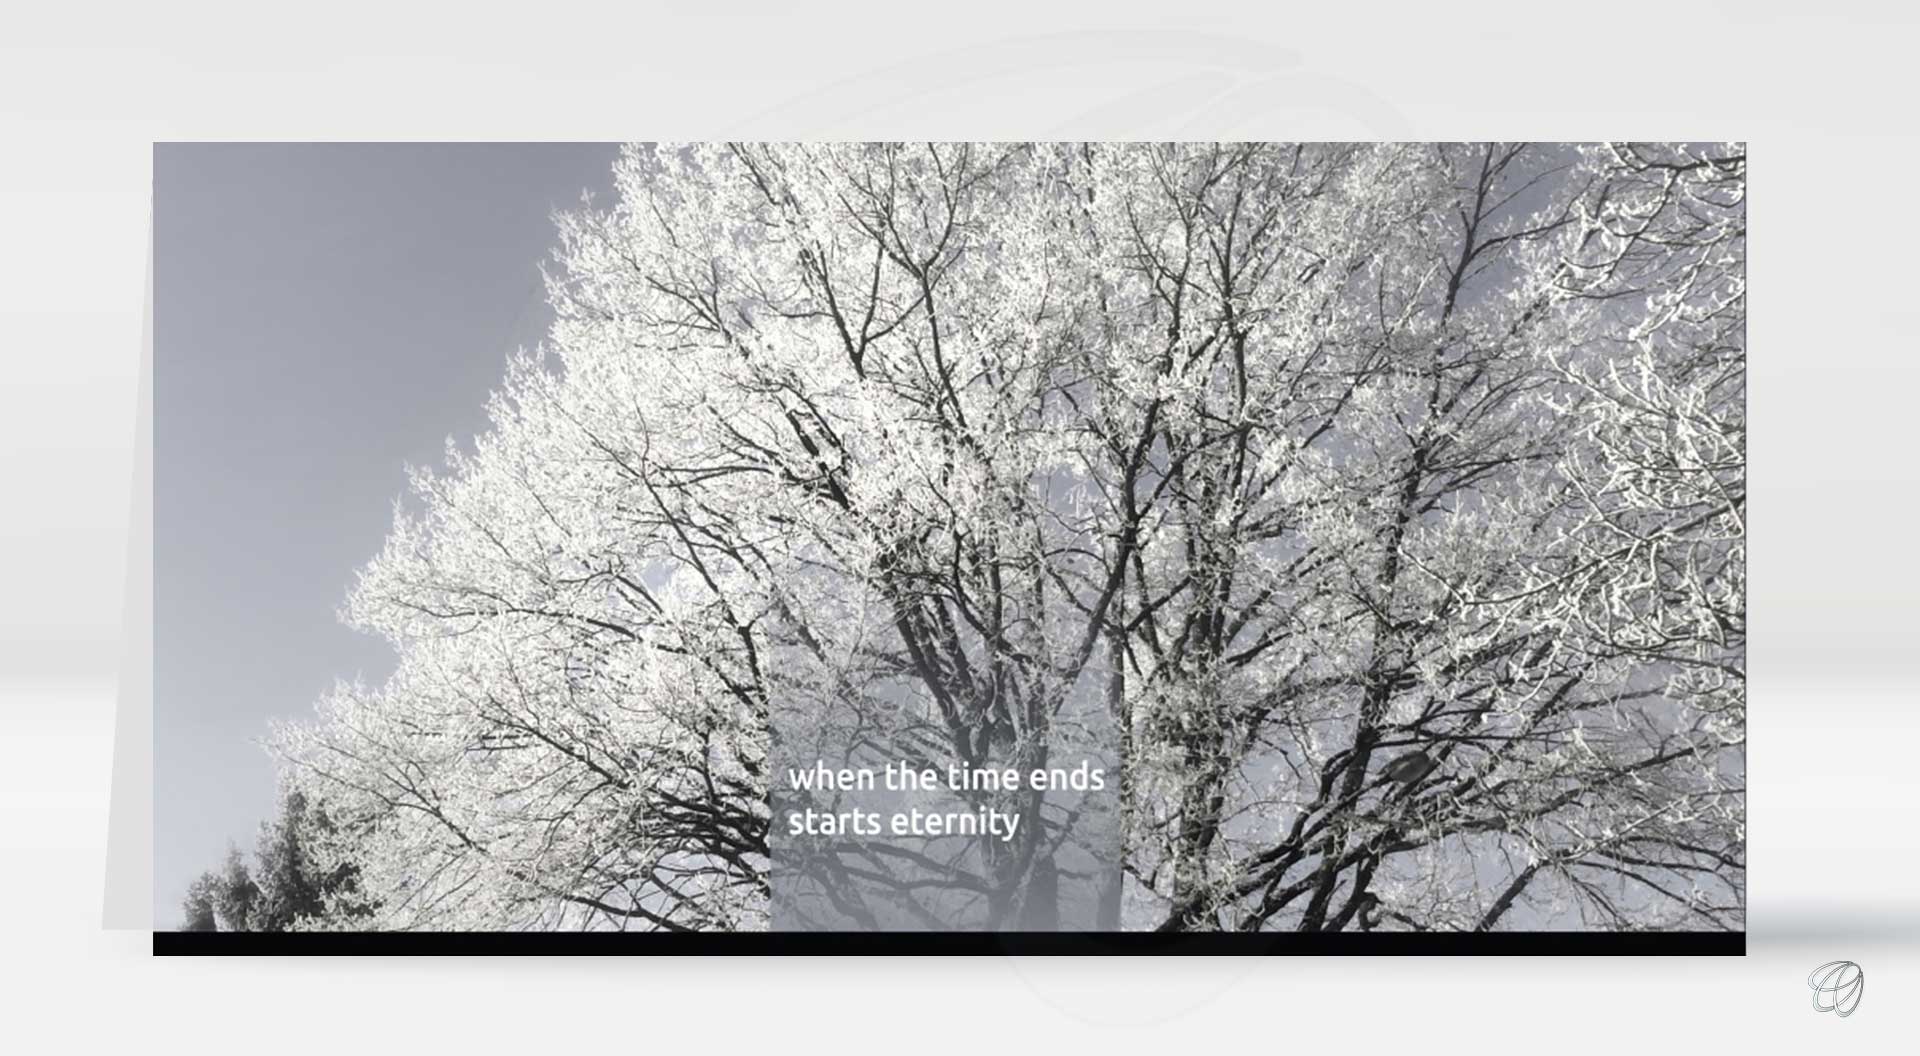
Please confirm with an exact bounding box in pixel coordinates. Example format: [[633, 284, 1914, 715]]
[[272, 143, 1744, 932]]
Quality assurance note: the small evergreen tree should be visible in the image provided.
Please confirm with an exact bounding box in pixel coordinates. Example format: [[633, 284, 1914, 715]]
[[178, 790, 374, 931]]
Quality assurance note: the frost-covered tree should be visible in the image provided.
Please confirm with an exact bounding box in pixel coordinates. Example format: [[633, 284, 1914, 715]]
[[177, 788, 373, 931], [272, 143, 1743, 932], [1128, 143, 1745, 933], [180, 871, 220, 932]]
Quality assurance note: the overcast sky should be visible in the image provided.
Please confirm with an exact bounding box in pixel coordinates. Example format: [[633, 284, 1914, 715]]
[[153, 143, 618, 924]]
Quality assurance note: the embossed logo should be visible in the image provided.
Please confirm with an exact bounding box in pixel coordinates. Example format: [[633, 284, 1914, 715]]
[[1807, 961, 1864, 1018]]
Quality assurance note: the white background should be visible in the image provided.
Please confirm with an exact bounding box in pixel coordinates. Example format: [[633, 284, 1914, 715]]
[[2, 1, 1914, 1050]]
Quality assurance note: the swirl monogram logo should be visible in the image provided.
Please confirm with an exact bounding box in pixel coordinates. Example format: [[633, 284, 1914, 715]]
[[1807, 961, 1864, 1018]]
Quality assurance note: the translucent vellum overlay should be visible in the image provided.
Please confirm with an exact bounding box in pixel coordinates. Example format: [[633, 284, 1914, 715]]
[[102, 226, 152, 930]]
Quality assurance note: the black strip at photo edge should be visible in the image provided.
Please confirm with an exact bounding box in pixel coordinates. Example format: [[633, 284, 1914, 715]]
[[154, 930, 1745, 956]]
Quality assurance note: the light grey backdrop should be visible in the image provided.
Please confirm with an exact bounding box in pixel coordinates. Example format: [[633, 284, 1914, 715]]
[[0, 1, 1914, 1051]]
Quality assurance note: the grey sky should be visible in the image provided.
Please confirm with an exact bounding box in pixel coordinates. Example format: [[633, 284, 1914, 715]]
[[153, 143, 618, 924]]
